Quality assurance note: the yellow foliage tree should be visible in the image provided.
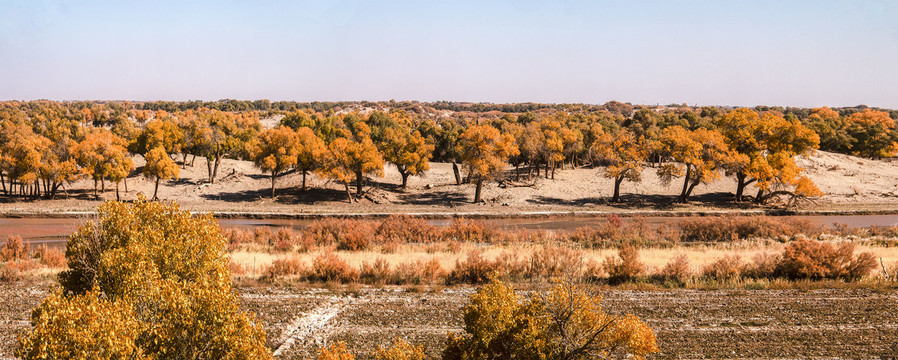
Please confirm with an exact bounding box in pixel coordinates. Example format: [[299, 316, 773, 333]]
[[248, 126, 300, 197], [845, 109, 898, 159], [456, 125, 519, 203], [716, 109, 820, 202], [323, 136, 384, 201], [443, 280, 657, 360], [20, 199, 271, 360], [382, 127, 434, 188], [295, 126, 327, 191], [657, 126, 741, 202], [594, 130, 647, 203], [73, 129, 134, 200], [142, 146, 179, 200], [375, 338, 427, 360]]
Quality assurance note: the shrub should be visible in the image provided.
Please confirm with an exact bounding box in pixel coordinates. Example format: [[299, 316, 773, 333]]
[[1, 235, 30, 262], [529, 244, 582, 279], [679, 216, 821, 242], [394, 259, 445, 285], [603, 243, 644, 283], [443, 280, 657, 360], [447, 250, 498, 284], [741, 252, 780, 279], [374, 338, 426, 360], [377, 215, 441, 244], [21, 199, 272, 360], [775, 239, 877, 280], [254, 226, 273, 245], [701, 255, 743, 280], [32, 245, 66, 268], [272, 228, 296, 252], [444, 219, 498, 243], [360, 257, 392, 284], [495, 251, 529, 280], [310, 251, 358, 283], [659, 254, 692, 282], [263, 257, 305, 281], [318, 341, 354, 360]]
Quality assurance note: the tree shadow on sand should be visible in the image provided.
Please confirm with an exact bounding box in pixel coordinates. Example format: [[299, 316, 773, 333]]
[[199, 186, 350, 205], [398, 189, 470, 206], [527, 192, 756, 211]]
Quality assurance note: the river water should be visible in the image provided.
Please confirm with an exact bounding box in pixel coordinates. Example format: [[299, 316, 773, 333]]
[[2, 214, 897, 249]]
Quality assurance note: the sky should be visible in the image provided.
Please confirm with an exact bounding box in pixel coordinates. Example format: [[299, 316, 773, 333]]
[[1, 0, 897, 108]]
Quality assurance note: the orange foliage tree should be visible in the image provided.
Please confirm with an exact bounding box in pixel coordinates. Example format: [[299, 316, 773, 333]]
[[248, 126, 300, 197], [323, 134, 384, 201], [594, 130, 647, 203], [381, 126, 434, 188], [456, 125, 518, 203], [73, 129, 134, 200], [142, 146, 179, 200], [845, 109, 898, 159], [295, 126, 327, 191], [715, 109, 820, 202], [657, 126, 739, 202]]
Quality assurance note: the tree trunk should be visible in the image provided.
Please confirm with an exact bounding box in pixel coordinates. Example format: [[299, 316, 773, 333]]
[[115, 182, 120, 201], [551, 162, 556, 179], [344, 182, 354, 203], [514, 163, 520, 181], [0, 172, 6, 195], [124, 177, 128, 192], [400, 171, 409, 189], [679, 165, 692, 202], [612, 176, 624, 203], [355, 170, 363, 195], [212, 156, 221, 184], [452, 162, 462, 185], [756, 188, 766, 204], [94, 179, 99, 199], [207, 157, 214, 184], [270, 173, 277, 198], [474, 178, 483, 203], [153, 177, 160, 201], [301, 171, 307, 191], [735, 173, 746, 202]]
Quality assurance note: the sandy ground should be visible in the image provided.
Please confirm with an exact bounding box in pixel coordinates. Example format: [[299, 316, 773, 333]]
[[1, 151, 897, 215]]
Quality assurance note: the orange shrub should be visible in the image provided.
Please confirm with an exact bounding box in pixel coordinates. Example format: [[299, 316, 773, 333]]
[[1, 236, 30, 262], [263, 257, 305, 281], [394, 259, 446, 285], [376, 215, 441, 244], [318, 341, 354, 360], [444, 219, 499, 243], [32, 245, 65, 268], [253, 227, 273, 245], [359, 257, 392, 285], [742, 252, 780, 279], [310, 251, 358, 283], [529, 244, 582, 279], [701, 255, 743, 280], [447, 250, 498, 284], [603, 243, 644, 282], [679, 216, 821, 242], [775, 239, 877, 280], [659, 254, 692, 282]]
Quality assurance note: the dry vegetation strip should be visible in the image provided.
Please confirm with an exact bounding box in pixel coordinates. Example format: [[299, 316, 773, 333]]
[[1, 283, 895, 359]]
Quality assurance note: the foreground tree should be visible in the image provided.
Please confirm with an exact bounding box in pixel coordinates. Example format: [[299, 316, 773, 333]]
[[19, 199, 271, 360], [444, 280, 657, 360], [248, 126, 300, 197], [143, 146, 179, 201], [456, 125, 518, 203]]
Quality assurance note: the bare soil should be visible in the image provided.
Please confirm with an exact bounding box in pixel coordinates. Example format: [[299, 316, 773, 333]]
[[1, 282, 896, 359], [1, 151, 898, 216]]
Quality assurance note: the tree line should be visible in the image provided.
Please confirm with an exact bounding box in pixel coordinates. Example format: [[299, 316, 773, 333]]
[[1, 100, 896, 204]]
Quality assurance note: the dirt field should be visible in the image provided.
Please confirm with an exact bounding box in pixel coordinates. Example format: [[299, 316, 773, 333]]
[[2, 282, 896, 359], [1, 151, 898, 216]]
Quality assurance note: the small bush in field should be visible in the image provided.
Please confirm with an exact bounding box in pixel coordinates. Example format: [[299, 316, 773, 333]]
[[443, 280, 657, 360], [775, 239, 877, 280], [271, 228, 296, 252], [1, 236, 30, 262], [741, 252, 780, 279], [360, 257, 392, 284], [495, 251, 529, 280], [529, 244, 582, 279], [32, 245, 66, 268], [701, 255, 743, 280], [374, 338, 426, 360], [310, 251, 358, 283], [603, 243, 644, 283], [447, 250, 498, 284], [318, 341, 354, 360], [230, 260, 247, 276], [659, 254, 691, 282], [445, 219, 497, 243], [253, 227, 273, 245], [263, 257, 305, 281]]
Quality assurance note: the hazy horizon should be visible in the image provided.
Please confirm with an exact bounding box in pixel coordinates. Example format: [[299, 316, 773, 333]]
[[2, 0, 897, 108]]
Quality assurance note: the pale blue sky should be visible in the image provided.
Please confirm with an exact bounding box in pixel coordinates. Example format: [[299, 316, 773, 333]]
[[1, 0, 897, 107]]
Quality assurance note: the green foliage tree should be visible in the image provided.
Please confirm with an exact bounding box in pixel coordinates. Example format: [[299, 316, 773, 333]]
[[20, 199, 271, 360]]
